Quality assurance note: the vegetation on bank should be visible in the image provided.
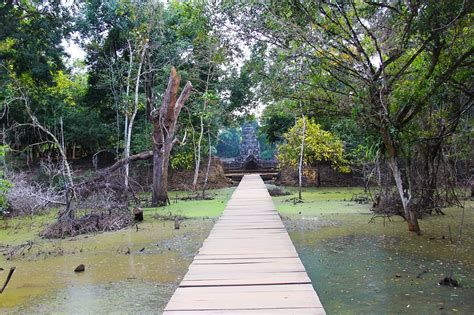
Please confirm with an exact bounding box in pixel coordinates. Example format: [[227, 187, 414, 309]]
[[142, 187, 235, 219], [0, 0, 471, 238]]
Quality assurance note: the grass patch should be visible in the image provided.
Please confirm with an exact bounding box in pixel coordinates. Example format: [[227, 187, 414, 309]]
[[272, 186, 370, 216], [142, 187, 236, 219]]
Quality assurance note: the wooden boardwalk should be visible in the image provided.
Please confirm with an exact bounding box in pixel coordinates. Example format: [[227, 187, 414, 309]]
[[163, 174, 325, 314]]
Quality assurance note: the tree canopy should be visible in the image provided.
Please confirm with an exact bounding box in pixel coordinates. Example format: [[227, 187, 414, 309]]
[[0, 0, 471, 233]]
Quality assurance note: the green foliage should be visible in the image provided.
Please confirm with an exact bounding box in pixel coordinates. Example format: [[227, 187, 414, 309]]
[[130, 117, 152, 153], [1, 1, 470, 220], [216, 128, 241, 158], [278, 118, 350, 173], [63, 107, 114, 153], [220, 0, 472, 162], [170, 143, 195, 171], [0, 1, 70, 84], [260, 99, 296, 144], [0, 1, 84, 155], [227, 65, 255, 113], [257, 132, 276, 160]]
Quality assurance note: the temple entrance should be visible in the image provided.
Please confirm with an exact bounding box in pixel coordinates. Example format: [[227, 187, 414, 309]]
[[244, 155, 259, 170]]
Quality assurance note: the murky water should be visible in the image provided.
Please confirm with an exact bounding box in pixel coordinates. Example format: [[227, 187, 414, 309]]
[[0, 219, 215, 314], [286, 209, 474, 314], [2, 186, 473, 314]]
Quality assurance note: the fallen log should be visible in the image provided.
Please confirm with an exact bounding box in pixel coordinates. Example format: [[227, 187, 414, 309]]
[[99, 150, 153, 176], [0, 267, 15, 294], [74, 150, 153, 198]]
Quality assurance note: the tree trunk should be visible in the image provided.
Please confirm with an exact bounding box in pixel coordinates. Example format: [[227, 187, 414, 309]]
[[380, 108, 420, 234], [124, 41, 147, 192], [192, 115, 203, 191], [298, 114, 306, 201], [316, 165, 321, 187], [202, 132, 212, 199], [150, 67, 192, 206], [192, 67, 211, 191], [387, 155, 420, 234], [123, 40, 133, 192], [124, 114, 131, 190], [151, 143, 171, 206], [419, 139, 444, 214]]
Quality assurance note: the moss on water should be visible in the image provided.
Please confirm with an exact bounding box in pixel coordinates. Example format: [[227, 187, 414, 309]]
[[0, 219, 215, 313], [4, 184, 472, 313], [0, 187, 234, 313], [0, 212, 56, 246], [296, 234, 474, 314], [274, 186, 474, 314]]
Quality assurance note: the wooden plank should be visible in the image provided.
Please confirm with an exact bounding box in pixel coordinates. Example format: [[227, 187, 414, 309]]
[[165, 284, 323, 310], [163, 309, 324, 315], [192, 257, 303, 265], [163, 174, 325, 314], [179, 275, 311, 287]]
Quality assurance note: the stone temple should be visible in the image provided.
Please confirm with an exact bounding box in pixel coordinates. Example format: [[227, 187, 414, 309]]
[[222, 123, 277, 174]]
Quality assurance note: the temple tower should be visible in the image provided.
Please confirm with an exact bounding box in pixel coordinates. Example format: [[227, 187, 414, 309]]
[[236, 123, 261, 170]]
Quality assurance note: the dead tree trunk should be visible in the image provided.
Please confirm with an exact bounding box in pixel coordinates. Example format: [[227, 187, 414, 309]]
[[150, 67, 192, 206]]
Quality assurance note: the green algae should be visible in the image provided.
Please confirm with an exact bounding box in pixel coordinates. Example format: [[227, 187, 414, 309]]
[[0, 186, 235, 313], [2, 184, 472, 314], [274, 186, 474, 314], [0, 219, 214, 313], [296, 234, 474, 314], [0, 191, 224, 314], [0, 212, 56, 246]]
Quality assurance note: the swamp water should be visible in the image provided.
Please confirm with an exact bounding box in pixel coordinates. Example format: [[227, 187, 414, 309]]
[[0, 218, 215, 314], [275, 187, 474, 314], [1, 186, 472, 314]]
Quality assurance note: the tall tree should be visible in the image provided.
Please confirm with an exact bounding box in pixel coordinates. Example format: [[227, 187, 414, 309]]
[[173, 1, 230, 191], [150, 67, 192, 205], [218, 0, 473, 233]]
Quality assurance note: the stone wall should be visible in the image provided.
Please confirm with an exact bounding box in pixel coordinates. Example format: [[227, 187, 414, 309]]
[[275, 166, 364, 187], [129, 158, 232, 190]]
